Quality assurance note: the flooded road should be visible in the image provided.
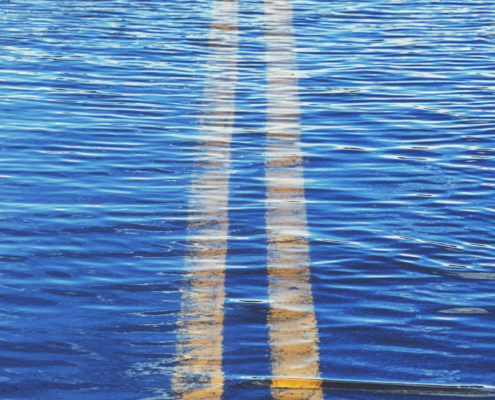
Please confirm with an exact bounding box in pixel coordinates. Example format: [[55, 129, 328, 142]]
[[1, 0, 495, 398]]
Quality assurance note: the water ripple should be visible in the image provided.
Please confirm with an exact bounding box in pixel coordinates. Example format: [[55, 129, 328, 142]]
[[1, 0, 495, 398]]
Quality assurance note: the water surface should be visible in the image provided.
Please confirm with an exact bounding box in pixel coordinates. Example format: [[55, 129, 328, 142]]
[[1, 0, 495, 398]]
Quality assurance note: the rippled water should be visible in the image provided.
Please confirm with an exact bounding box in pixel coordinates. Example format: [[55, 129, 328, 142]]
[[2, 0, 495, 398]]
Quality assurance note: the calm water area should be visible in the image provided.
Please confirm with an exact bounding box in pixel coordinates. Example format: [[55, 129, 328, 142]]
[[1, 0, 495, 398]]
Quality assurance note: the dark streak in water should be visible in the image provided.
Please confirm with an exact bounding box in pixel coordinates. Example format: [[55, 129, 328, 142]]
[[244, 377, 495, 397]]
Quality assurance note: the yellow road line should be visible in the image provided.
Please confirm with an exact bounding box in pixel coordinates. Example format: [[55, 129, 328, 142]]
[[171, 1, 238, 398], [264, 0, 323, 399], [272, 378, 323, 390]]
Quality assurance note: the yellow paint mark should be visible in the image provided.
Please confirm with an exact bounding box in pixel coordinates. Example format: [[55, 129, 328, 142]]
[[171, 1, 238, 399], [211, 24, 238, 31], [266, 156, 303, 167], [272, 378, 323, 390], [264, 0, 323, 399]]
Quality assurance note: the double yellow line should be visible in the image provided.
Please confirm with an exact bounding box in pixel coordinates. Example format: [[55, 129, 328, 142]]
[[172, 0, 322, 398]]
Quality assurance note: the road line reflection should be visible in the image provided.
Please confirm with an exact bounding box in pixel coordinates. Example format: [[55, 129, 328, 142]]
[[171, 1, 238, 398], [264, 0, 323, 399]]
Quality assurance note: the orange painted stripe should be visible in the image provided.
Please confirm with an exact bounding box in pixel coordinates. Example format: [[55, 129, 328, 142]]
[[264, 0, 323, 399], [171, 1, 238, 399], [272, 378, 323, 390]]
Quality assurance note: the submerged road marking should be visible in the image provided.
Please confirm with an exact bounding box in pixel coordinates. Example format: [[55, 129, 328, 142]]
[[264, 0, 323, 399], [171, 1, 238, 398]]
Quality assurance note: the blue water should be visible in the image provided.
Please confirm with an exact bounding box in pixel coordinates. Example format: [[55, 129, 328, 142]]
[[1, 0, 495, 398]]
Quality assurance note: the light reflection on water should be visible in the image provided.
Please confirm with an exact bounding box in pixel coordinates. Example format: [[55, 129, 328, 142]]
[[1, 0, 495, 398]]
